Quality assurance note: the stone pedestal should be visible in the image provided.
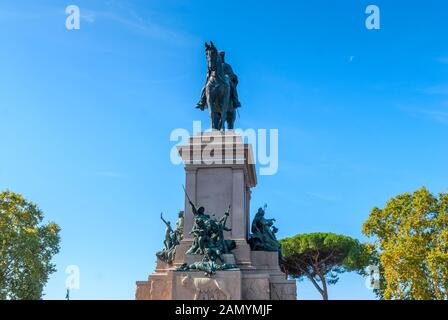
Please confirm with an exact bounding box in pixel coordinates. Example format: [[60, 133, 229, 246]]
[[136, 131, 296, 300], [179, 132, 256, 243]]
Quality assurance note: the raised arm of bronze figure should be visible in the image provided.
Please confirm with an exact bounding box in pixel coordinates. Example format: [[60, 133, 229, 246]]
[[160, 212, 169, 226]]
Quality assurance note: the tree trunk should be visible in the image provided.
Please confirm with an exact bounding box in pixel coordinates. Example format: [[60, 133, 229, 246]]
[[305, 274, 325, 299], [318, 273, 329, 300]]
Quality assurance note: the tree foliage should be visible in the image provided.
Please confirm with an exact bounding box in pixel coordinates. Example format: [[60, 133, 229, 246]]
[[280, 232, 370, 300], [363, 187, 448, 300], [0, 190, 61, 300]]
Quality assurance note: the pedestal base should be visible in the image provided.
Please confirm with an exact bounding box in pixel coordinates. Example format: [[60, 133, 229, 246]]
[[136, 251, 296, 300]]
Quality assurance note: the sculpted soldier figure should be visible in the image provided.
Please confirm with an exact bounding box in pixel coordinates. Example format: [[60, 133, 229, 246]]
[[160, 212, 173, 250], [213, 206, 235, 254], [188, 214, 210, 255], [178, 248, 237, 276], [185, 196, 211, 255], [175, 211, 184, 242], [220, 51, 241, 109], [156, 212, 182, 264]]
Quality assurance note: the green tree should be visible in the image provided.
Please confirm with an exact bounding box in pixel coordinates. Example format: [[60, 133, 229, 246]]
[[0, 190, 61, 300], [363, 187, 448, 300], [280, 232, 370, 300]]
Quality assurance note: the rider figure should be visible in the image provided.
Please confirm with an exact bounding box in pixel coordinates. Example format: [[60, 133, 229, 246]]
[[196, 51, 241, 110]]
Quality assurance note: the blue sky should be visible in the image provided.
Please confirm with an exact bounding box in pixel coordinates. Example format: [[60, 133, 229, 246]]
[[0, 0, 447, 300]]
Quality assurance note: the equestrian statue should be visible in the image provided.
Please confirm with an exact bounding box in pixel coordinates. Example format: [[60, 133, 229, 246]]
[[196, 41, 241, 130]]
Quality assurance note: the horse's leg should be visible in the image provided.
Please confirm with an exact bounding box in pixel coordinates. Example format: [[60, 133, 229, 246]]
[[209, 109, 215, 130], [224, 86, 232, 131], [220, 86, 229, 131], [208, 86, 222, 130], [227, 109, 236, 130], [210, 101, 218, 130], [216, 88, 223, 131], [214, 111, 221, 130], [206, 91, 215, 130], [220, 101, 226, 132], [212, 110, 219, 131], [221, 112, 226, 131]]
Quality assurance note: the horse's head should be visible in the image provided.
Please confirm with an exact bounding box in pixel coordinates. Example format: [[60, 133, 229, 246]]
[[205, 41, 218, 72]]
